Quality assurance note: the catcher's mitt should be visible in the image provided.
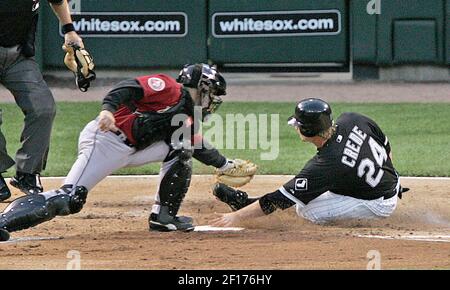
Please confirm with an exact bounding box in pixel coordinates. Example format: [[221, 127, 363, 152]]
[[63, 44, 96, 92], [215, 159, 257, 187]]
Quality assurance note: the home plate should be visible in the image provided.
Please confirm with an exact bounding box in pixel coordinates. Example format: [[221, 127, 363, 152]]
[[194, 225, 244, 232], [1, 236, 63, 244], [356, 234, 450, 243]]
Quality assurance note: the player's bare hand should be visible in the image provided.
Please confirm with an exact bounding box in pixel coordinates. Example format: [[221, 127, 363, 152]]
[[211, 212, 240, 227], [98, 110, 118, 132], [63, 31, 84, 49]]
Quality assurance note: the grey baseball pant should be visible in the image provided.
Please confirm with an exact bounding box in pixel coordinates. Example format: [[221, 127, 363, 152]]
[[0, 45, 56, 174], [57, 119, 173, 215]]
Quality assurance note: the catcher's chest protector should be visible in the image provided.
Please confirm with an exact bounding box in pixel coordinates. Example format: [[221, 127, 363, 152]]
[[132, 89, 195, 150]]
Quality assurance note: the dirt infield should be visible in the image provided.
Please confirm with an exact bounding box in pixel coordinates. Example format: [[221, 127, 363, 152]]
[[0, 176, 448, 270]]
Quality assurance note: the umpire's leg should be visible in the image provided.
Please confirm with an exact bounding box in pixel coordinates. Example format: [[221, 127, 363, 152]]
[[1, 53, 56, 174], [0, 109, 16, 172], [0, 46, 19, 173]]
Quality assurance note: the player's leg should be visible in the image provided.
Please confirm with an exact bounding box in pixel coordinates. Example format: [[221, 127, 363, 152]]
[[63, 120, 134, 191], [0, 185, 88, 236], [0, 46, 22, 180], [2, 53, 56, 193], [125, 141, 170, 168], [0, 111, 15, 201], [0, 111, 15, 175], [295, 191, 398, 224], [126, 141, 194, 231], [0, 120, 136, 240], [148, 147, 194, 231]]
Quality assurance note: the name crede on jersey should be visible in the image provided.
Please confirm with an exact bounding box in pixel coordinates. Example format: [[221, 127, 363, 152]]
[[340, 124, 389, 188], [341, 125, 368, 168]]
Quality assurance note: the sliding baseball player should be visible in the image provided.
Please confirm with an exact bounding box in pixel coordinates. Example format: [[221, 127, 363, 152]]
[[212, 98, 409, 226]]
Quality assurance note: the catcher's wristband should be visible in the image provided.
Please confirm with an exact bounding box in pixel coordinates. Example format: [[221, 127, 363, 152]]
[[62, 23, 75, 34]]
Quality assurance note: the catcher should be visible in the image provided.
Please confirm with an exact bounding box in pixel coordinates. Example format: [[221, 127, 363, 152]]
[[212, 98, 409, 227], [0, 63, 256, 241]]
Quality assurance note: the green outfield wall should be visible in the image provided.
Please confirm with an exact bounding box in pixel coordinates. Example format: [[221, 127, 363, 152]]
[[37, 0, 449, 77]]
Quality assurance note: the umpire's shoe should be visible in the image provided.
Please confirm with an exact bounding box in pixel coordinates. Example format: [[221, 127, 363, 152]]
[[149, 206, 194, 232], [213, 183, 258, 211], [10, 172, 43, 195], [0, 174, 11, 202], [0, 174, 11, 201]]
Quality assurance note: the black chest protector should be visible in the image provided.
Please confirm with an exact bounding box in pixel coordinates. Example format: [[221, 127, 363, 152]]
[[132, 89, 194, 150]]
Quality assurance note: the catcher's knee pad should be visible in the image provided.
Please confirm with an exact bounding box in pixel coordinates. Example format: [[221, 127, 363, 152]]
[[159, 148, 193, 217], [67, 186, 89, 214], [0, 186, 88, 233], [46, 185, 88, 216]]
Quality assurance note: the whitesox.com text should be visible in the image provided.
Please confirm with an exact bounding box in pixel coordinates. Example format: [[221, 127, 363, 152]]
[[218, 17, 335, 33], [73, 18, 182, 33]]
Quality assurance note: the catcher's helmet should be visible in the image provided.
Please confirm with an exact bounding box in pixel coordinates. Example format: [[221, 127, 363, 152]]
[[288, 98, 332, 137], [176, 64, 226, 115]]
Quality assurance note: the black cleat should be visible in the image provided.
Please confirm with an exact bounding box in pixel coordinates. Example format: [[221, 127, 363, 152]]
[[10, 172, 43, 195], [0, 228, 10, 242], [0, 174, 11, 202], [149, 207, 194, 232], [213, 183, 258, 211]]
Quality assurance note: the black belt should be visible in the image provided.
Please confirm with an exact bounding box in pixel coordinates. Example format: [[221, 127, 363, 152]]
[[383, 183, 406, 200], [383, 189, 398, 200], [112, 130, 134, 147]]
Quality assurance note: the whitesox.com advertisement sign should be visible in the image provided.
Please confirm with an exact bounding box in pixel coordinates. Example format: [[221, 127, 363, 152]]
[[212, 10, 341, 38], [60, 12, 187, 37]]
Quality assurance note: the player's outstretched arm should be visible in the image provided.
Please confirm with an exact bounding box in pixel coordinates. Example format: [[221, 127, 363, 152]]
[[192, 137, 227, 167], [211, 201, 265, 227], [211, 183, 297, 227], [192, 138, 257, 187]]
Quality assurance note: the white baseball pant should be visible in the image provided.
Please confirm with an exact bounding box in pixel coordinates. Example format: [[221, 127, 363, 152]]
[[279, 181, 400, 224]]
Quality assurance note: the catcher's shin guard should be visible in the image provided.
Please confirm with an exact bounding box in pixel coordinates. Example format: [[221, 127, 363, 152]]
[[213, 183, 258, 211], [150, 147, 194, 232], [0, 186, 88, 233]]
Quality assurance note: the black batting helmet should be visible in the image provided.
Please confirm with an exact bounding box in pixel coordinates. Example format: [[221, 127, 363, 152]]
[[287, 98, 333, 137]]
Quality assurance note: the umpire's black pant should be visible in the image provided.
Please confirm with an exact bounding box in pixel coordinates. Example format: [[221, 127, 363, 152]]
[[0, 45, 56, 174]]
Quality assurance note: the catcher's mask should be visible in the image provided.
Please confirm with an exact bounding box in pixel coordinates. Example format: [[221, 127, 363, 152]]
[[176, 63, 226, 118], [287, 98, 333, 137]]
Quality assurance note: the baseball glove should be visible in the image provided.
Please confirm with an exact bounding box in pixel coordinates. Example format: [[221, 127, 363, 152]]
[[215, 159, 257, 188], [213, 183, 259, 211], [63, 44, 96, 92]]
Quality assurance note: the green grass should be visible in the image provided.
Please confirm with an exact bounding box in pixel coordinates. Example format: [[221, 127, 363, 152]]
[[0, 102, 449, 177]]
